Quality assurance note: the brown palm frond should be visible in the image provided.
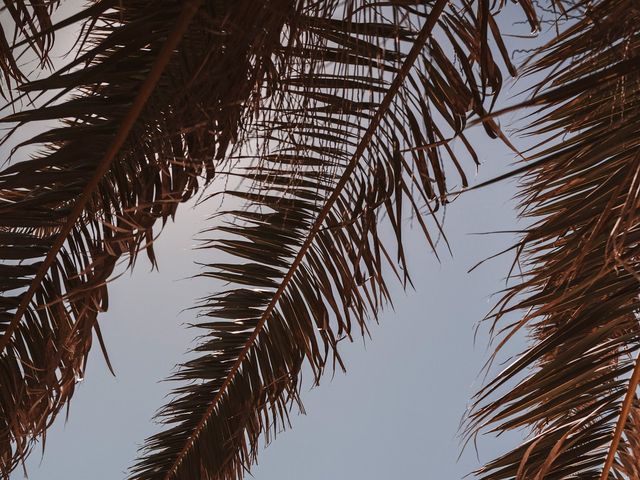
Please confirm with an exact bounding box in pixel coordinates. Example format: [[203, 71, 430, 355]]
[[0, 1, 302, 475], [0, 0, 64, 94], [130, 1, 538, 479], [614, 397, 640, 479], [0, 0, 159, 97], [467, 0, 640, 478]]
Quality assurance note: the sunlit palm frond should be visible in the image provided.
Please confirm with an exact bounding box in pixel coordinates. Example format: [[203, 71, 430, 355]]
[[130, 1, 538, 479], [468, 1, 640, 478]]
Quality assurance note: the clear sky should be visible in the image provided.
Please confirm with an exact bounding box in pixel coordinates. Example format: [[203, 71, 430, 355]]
[[4, 4, 546, 479]]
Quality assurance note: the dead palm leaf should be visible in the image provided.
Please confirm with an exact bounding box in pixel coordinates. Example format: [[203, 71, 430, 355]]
[[0, 0, 305, 473], [129, 1, 537, 479], [467, 0, 640, 478]]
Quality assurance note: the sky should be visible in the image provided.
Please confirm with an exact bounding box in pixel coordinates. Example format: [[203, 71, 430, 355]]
[[0, 3, 548, 479]]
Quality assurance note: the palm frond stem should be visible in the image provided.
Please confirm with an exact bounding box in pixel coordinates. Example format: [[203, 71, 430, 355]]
[[601, 353, 640, 480]]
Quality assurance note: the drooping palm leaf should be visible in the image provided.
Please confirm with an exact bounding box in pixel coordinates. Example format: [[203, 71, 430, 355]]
[[0, 1, 204, 471], [130, 1, 538, 479], [0, 0, 303, 474], [467, 1, 640, 478]]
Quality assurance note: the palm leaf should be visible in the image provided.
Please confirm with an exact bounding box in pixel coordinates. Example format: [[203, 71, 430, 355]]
[[0, 1, 204, 471], [467, 1, 640, 478], [130, 1, 537, 479], [0, 0, 60, 93], [0, 0, 300, 474]]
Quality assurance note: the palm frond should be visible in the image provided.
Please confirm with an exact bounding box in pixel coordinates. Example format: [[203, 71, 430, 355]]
[[0, 0, 300, 474], [0, 0, 66, 94], [0, 1, 203, 472], [615, 398, 640, 478], [130, 1, 538, 479], [467, 1, 640, 478]]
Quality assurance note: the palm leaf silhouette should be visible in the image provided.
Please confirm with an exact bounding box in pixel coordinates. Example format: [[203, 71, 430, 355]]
[[129, 1, 536, 479], [0, 0, 60, 93], [467, 0, 640, 478], [0, 0, 298, 472]]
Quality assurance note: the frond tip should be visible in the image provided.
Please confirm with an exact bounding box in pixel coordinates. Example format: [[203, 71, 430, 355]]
[[0, 0, 60, 92]]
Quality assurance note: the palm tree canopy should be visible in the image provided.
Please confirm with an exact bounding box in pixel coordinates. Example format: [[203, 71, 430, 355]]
[[1, 0, 639, 479]]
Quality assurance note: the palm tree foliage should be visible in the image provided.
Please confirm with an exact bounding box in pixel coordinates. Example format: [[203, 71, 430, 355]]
[[129, 1, 538, 477], [0, 1, 638, 480], [0, 0, 59, 94], [467, 1, 640, 479], [0, 0, 285, 472]]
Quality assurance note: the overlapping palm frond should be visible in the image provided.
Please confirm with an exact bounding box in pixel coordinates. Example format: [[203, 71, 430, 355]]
[[0, 0, 303, 474], [0, 0, 61, 93], [130, 1, 538, 479], [467, 0, 640, 478]]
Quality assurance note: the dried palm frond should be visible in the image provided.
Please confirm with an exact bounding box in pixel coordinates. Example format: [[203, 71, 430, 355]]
[[467, 0, 640, 478], [615, 398, 640, 479], [130, 1, 538, 479], [0, 0, 61, 93], [0, 0, 304, 474]]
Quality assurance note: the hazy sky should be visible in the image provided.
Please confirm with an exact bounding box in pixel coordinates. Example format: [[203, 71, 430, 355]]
[[2, 4, 547, 479]]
